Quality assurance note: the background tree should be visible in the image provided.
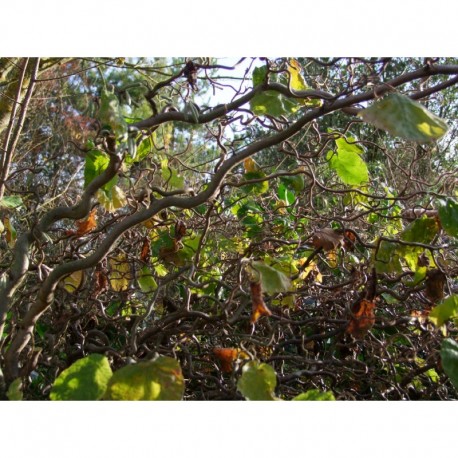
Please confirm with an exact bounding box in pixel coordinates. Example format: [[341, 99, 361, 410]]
[[0, 57, 457, 400]]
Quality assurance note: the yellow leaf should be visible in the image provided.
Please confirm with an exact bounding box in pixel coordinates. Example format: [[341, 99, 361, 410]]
[[97, 186, 127, 213], [62, 270, 85, 293], [109, 254, 131, 291], [4, 216, 16, 248], [112, 186, 127, 209], [244, 157, 259, 173], [298, 260, 322, 283]]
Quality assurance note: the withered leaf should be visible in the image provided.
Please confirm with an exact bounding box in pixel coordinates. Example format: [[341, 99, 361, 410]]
[[140, 238, 151, 262], [92, 267, 108, 299], [174, 220, 187, 241], [250, 281, 272, 324], [213, 348, 239, 373], [346, 299, 376, 337], [312, 228, 344, 251], [75, 209, 97, 237], [425, 269, 446, 302], [343, 230, 356, 251]]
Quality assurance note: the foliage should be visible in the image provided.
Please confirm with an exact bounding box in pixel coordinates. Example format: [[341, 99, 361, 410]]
[[0, 57, 457, 400], [50, 354, 113, 400]]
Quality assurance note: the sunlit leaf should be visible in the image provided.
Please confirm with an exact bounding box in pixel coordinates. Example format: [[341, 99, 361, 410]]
[[213, 348, 239, 373], [358, 93, 448, 142], [327, 138, 369, 185], [137, 266, 158, 293], [287, 59, 322, 107], [62, 270, 85, 293], [401, 216, 440, 244], [104, 356, 184, 400], [244, 157, 259, 173], [237, 361, 278, 400], [126, 132, 156, 164], [441, 338, 458, 390], [250, 91, 287, 117], [3, 216, 16, 248], [0, 195, 23, 209], [84, 149, 118, 191], [50, 354, 113, 400], [292, 389, 335, 400], [429, 295, 458, 327], [438, 198, 458, 238], [249, 260, 292, 295], [97, 185, 127, 213], [75, 209, 97, 237], [161, 159, 185, 189], [109, 254, 131, 291], [242, 171, 269, 195]]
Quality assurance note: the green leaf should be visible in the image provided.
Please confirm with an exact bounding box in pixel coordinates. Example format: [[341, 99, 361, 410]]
[[327, 138, 369, 185], [237, 361, 278, 400], [138, 266, 158, 293], [50, 354, 113, 400], [161, 159, 185, 189], [97, 185, 127, 213], [429, 295, 458, 327], [286, 59, 322, 108], [250, 66, 288, 117], [292, 389, 336, 400], [104, 356, 184, 400], [358, 93, 448, 142], [84, 149, 118, 191], [374, 240, 403, 274], [0, 195, 23, 209], [441, 338, 458, 390], [250, 260, 292, 295], [99, 88, 127, 138], [242, 171, 269, 195], [7, 378, 23, 401], [438, 198, 458, 238], [250, 91, 288, 117], [401, 216, 440, 244], [277, 183, 295, 206], [252, 65, 268, 86], [280, 174, 305, 193]]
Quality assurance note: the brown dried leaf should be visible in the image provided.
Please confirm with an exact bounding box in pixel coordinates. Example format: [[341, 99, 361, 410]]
[[213, 348, 239, 373], [312, 228, 344, 251], [425, 269, 446, 302], [402, 208, 438, 221], [158, 239, 180, 262], [343, 230, 356, 251], [140, 238, 151, 262], [174, 220, 187, 241], [346, 299, 376, 337], [250, 281, 272, 324], [75, 209, 97, 237], [92, 267, 109, 299]]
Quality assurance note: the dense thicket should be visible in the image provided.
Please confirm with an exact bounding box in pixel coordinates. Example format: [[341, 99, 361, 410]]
[[1, 57, 457, 400]]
